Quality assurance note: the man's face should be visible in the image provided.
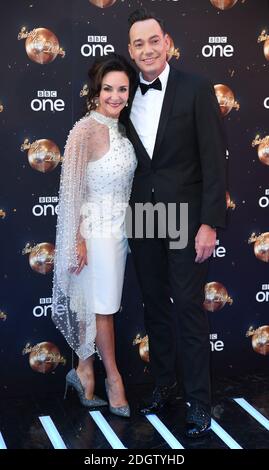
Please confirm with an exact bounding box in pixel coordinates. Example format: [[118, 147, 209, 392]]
[[128, 19, 169, 82]]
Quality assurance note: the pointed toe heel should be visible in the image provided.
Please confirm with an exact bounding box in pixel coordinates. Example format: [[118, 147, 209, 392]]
[[109, 404, 131, 418], [105, 378, 130, 418], [65, 369, 108, 408]]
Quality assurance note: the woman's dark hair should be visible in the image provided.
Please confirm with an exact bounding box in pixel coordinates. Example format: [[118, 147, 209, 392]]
[[128, 8, 166, 35], [86, 53, 137, 114]]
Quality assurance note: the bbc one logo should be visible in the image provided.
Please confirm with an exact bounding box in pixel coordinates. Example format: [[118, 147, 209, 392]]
[[33, 297, 52, 317], [258, 189, 269, 208], [31, 90, 65, 112], [81, 35, 115, 57], [212, 239, 226, 258], [33, 297, 65, 317], [202, 37, 234, 58], [264, 97, 269, 109], [32, 196, 59, 217], [210, 333, 224, 352], [256, 284, 269, 303]]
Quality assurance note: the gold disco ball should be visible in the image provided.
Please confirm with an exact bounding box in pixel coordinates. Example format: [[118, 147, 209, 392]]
[[258, 31, 269, 61], [214, 84, 239, 116], [226, 191, 236, 210], [133, 334, 150, 363], [246, 326, 269, 356], [257, 139, 269, 166], [28, 342, 64, 373], [263, 39, 269, 61], [252, 135, 269, 166], [89, 0, 117, 8], [249, 232, 269, 263], [167, 34, 180, 62], [204, 281, 233, 312], [22, 139, 61, 173], [210, 0, 238, 10], [22, 27, 65, 64], [29, 242, 55, 274]]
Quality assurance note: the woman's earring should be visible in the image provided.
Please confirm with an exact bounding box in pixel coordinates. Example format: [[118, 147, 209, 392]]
[[92, 97, 99, 108], [125, 102, 128, 108]]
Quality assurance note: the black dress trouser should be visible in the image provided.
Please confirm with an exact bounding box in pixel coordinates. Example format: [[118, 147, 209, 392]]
[[128, 194, 211, 407]]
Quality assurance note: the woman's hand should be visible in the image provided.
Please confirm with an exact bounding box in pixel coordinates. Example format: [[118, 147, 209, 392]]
[[75, 239, 88, 274]]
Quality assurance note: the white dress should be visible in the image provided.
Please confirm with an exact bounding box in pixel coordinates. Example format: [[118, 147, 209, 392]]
[[52, 111, 137, 359], [80, 111, 137, 314]]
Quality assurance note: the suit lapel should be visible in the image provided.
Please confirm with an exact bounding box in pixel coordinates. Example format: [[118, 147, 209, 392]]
[[128, 119, 151, 166], [152, 67, 177, 162], [127, 83, 151, 166]]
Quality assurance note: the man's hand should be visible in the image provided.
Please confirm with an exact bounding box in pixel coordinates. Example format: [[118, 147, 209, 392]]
[[195, 224, 216, 263]]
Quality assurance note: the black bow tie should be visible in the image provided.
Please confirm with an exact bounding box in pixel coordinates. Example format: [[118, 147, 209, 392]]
[[139, 77, 162, 95]]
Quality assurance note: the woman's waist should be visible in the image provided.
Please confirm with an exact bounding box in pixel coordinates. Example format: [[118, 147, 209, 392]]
[[81, 198, 129, 215], [80, 216, 126, 239]]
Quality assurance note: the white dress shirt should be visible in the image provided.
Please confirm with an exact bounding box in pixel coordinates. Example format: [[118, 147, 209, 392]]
[[130, 62, 170, 159]]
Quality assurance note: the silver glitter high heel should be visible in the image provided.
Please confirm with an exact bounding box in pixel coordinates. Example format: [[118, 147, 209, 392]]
[[105, 378, 130, 418], [64, 369, 108, 408]]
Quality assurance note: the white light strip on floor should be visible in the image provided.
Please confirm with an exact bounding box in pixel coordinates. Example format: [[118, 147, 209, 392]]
[[146, 414, 184, 449], [0, 432, 7, 449], [39, 416, 67, 449], [89, 411, 126, 449], [233, 398, 269, 431], [211, 419, 242, 449]]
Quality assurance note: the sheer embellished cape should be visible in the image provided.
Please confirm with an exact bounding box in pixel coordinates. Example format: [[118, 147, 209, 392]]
[[52, 112, 116, 360]]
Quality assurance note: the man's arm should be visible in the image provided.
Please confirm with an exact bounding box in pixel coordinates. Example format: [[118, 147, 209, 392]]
[[194, 78, 227, 229], [194, 78, 227, 262]]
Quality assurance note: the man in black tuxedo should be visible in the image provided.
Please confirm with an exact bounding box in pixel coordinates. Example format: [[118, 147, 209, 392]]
[[126, 9, 227, 438]]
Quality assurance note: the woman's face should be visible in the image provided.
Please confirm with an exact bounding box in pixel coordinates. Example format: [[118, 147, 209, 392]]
[[97, 71, 129, 118]]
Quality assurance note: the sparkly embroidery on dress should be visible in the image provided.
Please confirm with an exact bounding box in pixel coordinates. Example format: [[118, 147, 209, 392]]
[[52, 111, 137, 360]]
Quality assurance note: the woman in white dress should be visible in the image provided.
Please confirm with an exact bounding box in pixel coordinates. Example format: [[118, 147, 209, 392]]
[[52, 54, 137, 417]]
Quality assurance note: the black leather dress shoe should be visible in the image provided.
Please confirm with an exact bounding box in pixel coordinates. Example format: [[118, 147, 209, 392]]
[[185, 401, 211, 438], [139, 383, 177, 416]]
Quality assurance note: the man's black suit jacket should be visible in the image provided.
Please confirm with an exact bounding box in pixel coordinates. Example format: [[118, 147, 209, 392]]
[[124, 66, 227, 232]]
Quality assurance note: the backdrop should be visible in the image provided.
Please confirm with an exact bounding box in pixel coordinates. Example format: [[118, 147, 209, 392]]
[[1, 0, 269, 397]]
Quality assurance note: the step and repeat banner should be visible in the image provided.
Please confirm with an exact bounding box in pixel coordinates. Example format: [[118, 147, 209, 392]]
[[0, 0, 269, 395]]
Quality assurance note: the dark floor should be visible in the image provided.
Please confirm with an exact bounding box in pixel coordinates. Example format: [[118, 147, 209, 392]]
[[0, 372, 268, 450]]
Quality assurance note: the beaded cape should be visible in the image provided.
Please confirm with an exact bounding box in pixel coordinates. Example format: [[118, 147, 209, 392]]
[[52, 112, 119, 359]]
